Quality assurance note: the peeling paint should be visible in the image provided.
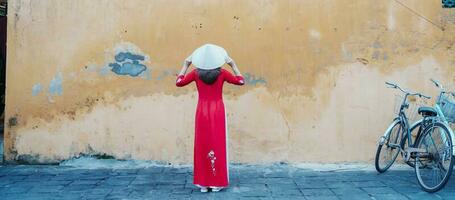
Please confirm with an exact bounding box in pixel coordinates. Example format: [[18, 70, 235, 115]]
[[372, 41, 382, 49], [156, 69, 172, 81], [83, 42, 152, 78], [98, 65, 111, 76], [108, 61, 146, 77], [140, 68, 152, 80], [32, 83, 42, 96], [243, 73, 267, 86], [341, 43, 353, 61], [372, 51, 380, 60], [48, 72, 63, 96], [382, 52, 389, 61], [115, 52, 145, 63], [108, 43, 150, 77], [109, 52, 147, 77]]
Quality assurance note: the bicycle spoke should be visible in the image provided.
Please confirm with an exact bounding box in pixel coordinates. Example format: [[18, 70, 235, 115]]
[[437, 162, 447, 180]]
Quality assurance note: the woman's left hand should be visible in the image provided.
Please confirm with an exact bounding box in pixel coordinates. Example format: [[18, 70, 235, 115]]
[[178, 60, 191, 76]]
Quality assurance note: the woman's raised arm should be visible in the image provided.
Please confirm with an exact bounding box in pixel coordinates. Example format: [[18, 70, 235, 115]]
[[178, 60, 191, 76], [226, 60, 242, 76], [176, 69, 196, 87], [176, 60, 196, 87], [223, 68, 244, 86], [223, 60, 244, 85]]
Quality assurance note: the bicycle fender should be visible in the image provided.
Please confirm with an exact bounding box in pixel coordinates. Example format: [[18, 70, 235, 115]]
[[410, 119, 423, 131], [381, 118, 401, 139]]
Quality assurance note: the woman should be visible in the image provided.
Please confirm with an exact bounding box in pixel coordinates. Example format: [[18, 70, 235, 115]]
[[176, 44, 244, 192]]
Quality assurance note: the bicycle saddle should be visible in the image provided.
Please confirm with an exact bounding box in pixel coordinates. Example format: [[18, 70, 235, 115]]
[[418, 107, 437, 117]]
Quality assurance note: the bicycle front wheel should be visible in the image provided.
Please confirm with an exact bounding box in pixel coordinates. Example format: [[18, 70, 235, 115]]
[[375, 120, 403, 173], [415, 122, 454, 193]]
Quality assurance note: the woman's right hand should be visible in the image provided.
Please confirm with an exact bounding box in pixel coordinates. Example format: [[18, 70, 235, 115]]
[[227, 60, 241, 76]]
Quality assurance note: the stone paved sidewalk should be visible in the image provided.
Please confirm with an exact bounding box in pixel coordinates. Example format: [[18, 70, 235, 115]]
[[0, 163, 454, 200]]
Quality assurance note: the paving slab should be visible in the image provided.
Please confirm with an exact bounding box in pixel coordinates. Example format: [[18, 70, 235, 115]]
[[0, 163, 454, 199]]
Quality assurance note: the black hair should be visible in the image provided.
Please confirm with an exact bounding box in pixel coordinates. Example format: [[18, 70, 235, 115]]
[[197, 68, 221, 85]]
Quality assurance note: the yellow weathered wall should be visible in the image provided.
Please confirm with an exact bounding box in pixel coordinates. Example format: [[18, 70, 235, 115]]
[[4, 0, 455, 164]]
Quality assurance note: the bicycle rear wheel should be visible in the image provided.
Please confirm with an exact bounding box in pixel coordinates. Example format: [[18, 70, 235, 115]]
[[415, 122, 454, 193], [375, 120, 403, 173]]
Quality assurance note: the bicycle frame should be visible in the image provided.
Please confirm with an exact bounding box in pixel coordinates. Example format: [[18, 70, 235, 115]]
[[397, 93, 413, 147], [379, 84, 430, 161], [379, 94, 421, 151]]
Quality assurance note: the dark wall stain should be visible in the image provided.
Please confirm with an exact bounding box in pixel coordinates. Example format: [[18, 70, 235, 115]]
[[12, 145, 117, 164], [192, 23, 203, 29], [71, 145, 116, 160], [8, 117, 17, 128], [356, 58, 369, 65], [15, 154, 59, 165]]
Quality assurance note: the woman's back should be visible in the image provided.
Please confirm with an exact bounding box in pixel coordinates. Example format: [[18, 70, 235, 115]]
[[195, 69, 228, 101], [176, 69, 244, 101]]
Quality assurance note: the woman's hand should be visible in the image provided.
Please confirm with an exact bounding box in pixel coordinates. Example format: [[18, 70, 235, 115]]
[[178, 60, 191, 76], [227, 60, 242, 76]]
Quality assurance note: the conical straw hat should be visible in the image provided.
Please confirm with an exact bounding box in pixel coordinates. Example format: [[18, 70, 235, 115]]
[[186, 44, 232, 70]]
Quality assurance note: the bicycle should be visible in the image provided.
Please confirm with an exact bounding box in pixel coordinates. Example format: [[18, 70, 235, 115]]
[[375, 80, 455, 193], [375, 82, 431, 174], [413, 79, 455, 192]]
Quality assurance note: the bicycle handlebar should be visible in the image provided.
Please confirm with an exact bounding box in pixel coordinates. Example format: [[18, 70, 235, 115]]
[[430, 78, 442, 89], [385, 81, 396, 88], [414, 93, 431, 99], [385, 81, 431, 99], [430, 78, 455, 96]]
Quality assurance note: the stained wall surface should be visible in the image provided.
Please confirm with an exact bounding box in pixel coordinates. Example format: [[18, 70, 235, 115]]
[[4, 0, 455, 164]]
